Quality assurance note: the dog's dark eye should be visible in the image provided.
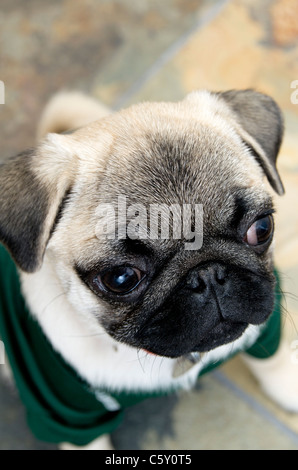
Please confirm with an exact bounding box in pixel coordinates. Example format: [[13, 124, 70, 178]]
[[96, 266, 144, 295], [244, 214, 274, 247]]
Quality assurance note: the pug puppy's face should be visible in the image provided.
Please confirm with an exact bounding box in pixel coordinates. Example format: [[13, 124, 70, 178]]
[[0, 90, 284, 358]]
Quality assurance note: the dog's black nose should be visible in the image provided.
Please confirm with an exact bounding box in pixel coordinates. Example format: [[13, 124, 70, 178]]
[[186, 264, 226, 294]]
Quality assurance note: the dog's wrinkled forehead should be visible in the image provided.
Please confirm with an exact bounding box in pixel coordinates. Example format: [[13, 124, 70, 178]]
[[100, 118, 266, 224]]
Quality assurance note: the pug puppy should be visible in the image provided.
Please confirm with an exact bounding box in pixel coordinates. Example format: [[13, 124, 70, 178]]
[[0, 89, 297, 450]]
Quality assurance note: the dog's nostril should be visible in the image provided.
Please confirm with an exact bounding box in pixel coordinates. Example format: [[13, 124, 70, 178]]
[[186, 264, 226, 293], [192, 278, 207, 294], [216, 274, 225, 285]]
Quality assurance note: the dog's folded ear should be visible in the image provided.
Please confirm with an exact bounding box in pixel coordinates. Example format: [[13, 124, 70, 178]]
[[0, 135, 77, 273], [215, 89, 285, 196]]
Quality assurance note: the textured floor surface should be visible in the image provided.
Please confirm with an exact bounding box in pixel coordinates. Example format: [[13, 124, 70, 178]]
[[0, 0, 298, 450]]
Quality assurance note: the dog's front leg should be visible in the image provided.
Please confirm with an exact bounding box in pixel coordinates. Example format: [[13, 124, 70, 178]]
[[59, 434, 113, 451], [243, 339, 298, 413]]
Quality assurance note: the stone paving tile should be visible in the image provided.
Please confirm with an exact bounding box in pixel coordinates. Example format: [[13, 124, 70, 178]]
[[125, 0, 298, 111], [0, 377, 57, 450], [221, 355, 298, 437], [112, 373, 298, 450], [0, 0, 218, 159]]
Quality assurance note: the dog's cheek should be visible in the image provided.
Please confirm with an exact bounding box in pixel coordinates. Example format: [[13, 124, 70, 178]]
[[99, 307, 140, 345], [55, 260, 110, 330]]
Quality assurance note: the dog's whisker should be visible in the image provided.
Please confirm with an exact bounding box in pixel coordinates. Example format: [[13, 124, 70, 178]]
[[41, 291, 67, 316], [274, 286, 298, 335], [150, 353, 159, 381], [60, 332, 107, 338], [136, 349, 146, 373], [280, 290, 298, 303]]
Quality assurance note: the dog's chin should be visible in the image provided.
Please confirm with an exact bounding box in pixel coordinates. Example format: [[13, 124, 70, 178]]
[[134, 321, 249, 359], [190, 320, 248, 354]]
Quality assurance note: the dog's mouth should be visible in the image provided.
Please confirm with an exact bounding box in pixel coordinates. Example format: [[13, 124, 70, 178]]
[[140, 321, 248, 379], [192, 320, 248, 353], [139, 320, 248, 359]]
